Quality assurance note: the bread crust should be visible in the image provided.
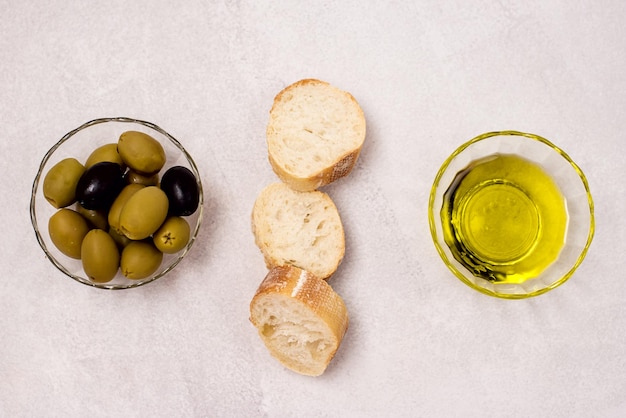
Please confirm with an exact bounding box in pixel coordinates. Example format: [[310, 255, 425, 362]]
[[267, 147, 362, 192], [266, 79, 366, 191], [249, 265, 349, 376]]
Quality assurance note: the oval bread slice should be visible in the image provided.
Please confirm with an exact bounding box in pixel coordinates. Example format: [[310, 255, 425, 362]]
[[251, 182, 345, 280], [266, 79, 366, 191], [249, 265, 349, 376]]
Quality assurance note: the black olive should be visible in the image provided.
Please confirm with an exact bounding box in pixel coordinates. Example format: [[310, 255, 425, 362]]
[[160, 166, 200, 216], [76, 162, 125, 210]]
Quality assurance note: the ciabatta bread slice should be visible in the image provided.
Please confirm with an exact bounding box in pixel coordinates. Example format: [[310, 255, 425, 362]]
[[266, 79, 366, 191], [251, 182, 345, 280], [249, 265, 349, 376]]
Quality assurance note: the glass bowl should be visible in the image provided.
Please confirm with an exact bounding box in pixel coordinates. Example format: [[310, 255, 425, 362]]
[[30, 117, 204, 289], [428, 131, 594, 299]]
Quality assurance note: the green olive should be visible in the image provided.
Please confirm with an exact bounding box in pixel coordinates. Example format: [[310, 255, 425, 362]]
[[43, 158, 85, 208], [85, 143, 124, 169], [108, 183, 144, 234], [48, 208, 90, 259], [81, 229, 119, 283], [76, 204, 108, 230], [117, 131, 166, 174], [120, 241, 163, 280], [124, 169, 159, 186], [119, 186, 169, 240], [108, 227, 132, 249], [153, 216, 191, 254]]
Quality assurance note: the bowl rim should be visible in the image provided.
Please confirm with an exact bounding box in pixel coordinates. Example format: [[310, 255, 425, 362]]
[[30, 116, 204, 290], [428, 130, 595, 299]]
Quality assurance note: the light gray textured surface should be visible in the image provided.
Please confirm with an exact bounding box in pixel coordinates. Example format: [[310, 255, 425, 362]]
[[1, 1, 624, 416]]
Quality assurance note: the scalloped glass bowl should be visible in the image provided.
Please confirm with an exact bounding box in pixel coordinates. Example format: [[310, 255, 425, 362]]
[[30, 117, 204, 289], [429, 131, 594, 299]]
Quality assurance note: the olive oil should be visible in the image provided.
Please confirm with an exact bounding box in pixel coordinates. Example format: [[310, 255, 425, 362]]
[[441, 154, 568, 284]]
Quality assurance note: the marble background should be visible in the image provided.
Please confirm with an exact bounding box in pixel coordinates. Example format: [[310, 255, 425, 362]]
[[1, 1, 624, 417]]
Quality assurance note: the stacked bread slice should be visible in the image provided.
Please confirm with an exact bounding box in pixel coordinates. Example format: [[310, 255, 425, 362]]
[[250, 79, 366, 376], [265, 78, 366, 191], [249, 265, 349, 377], [251, 182, 345, 280]]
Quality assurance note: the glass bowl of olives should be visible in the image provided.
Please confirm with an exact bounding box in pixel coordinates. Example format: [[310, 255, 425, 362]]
[[30, 117, 204, 289]]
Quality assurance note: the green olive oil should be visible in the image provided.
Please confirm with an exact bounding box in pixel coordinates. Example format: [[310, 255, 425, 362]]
[[441, 154, 568, 284]]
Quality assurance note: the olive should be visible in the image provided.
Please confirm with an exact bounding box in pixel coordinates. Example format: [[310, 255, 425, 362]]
[[85, 143, 124, 169], [42, 158, 85, 208], [153, 216, 191, 254], [76, 204, 108, 230], [108, 227, 132, 249], [76, 162, 125, 210], [118, 131, 166, 174], [48, 208, 90, 259], [81, 229, 120, 283], [108, 183, 144, 234], [120, 241, 163, 280], [160, 166, 200, 216], [119, 186, 169, 240], [124, 169, 159, 186]]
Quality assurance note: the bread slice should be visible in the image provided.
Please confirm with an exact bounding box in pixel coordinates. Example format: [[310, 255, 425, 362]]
[[250, 265, 349, 376], [251, 182, 345, 280], [266, 79, 366, 191]]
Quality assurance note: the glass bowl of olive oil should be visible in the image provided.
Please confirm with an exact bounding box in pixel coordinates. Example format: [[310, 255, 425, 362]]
[[429, 131, 594, 299]]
